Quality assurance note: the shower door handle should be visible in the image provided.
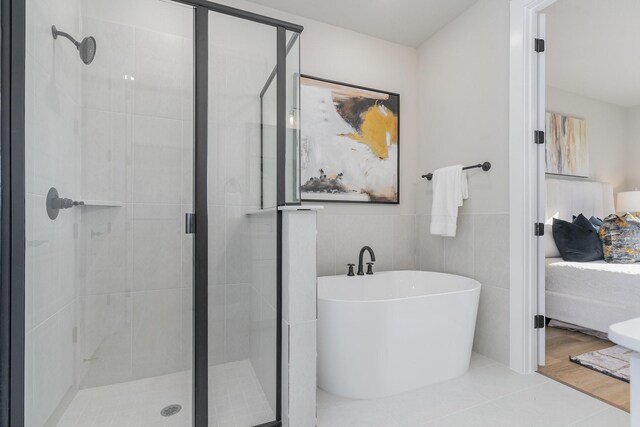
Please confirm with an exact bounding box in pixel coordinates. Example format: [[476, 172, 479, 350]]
[[185, 213, 196, 234]]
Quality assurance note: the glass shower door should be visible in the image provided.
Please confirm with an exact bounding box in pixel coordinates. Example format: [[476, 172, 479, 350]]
[[207, 11, 279, 427], [24, 1, 195, 425], [20, 1, 301, 425]]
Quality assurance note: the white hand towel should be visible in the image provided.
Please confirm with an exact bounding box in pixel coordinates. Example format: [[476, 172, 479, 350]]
[[430, 165, 468, 237]]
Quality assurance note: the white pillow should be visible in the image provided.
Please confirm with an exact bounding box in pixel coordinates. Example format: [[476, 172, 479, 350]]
[[545, 224, 561, 258]]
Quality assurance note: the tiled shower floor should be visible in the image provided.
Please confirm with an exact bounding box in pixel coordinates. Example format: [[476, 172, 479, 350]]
[[56, 360, 274, 427]]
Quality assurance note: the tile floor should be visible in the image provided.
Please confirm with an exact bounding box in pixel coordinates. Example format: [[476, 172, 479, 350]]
[[317, 353, 630, 427], [56, 360, 273, 427]]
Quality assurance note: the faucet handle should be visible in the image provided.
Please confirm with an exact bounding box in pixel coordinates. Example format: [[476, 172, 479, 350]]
[[347, 264, 355, 276], [366, 262, 374, 275]]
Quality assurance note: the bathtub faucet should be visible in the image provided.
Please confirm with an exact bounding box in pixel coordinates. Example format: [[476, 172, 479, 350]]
[[357, 246, 376, 275]]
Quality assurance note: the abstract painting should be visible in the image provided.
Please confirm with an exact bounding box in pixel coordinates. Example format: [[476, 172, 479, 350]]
[[300, 76, 399, 203], [545, 112, 588, 177]]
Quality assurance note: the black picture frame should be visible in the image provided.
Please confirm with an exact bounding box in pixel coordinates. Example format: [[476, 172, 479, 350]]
[[300, 75, 400, 205]]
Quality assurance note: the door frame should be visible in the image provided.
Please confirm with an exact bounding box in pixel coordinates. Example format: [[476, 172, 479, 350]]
[[509, 0, 557, 375], [0, 1, 302, 426]]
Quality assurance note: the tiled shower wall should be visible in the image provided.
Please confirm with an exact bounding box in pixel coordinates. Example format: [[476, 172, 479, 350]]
[[78, 2, 278, 389], [76, 9, 196, 389], [24, 0, 82, 425]]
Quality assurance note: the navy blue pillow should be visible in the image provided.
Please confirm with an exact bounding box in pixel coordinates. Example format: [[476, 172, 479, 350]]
[[553, 216, 604, 262], [589, 216, 603, 230], [572, 214, 603, 231]]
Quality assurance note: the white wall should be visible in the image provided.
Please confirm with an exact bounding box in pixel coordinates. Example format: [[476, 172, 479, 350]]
[[219, 0, 420, 277], [416, 0, 511, 365], [627, 107, 640, 191], [300, 21, 419, 276], [546, 87, 629, 193]]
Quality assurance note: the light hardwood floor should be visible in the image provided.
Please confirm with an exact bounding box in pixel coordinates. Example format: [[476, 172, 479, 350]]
[[537, 326, 630, 412]]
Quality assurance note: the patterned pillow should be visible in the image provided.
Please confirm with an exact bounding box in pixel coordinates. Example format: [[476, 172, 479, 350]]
[[599, 213, 640, 263]]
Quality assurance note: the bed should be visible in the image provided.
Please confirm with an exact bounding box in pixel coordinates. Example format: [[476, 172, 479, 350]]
[[544, 178, 640, 333]]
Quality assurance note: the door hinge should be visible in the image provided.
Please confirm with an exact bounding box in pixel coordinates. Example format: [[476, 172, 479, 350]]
[[534, 130, 545, 145], [535, 38, 545, 53], [534, 315, 546, 329], [534, 222, 544, 236], [185, 213, 196, 234]]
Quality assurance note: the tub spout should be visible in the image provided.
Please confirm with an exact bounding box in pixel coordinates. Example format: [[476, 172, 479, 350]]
[[357, 246, 376, 275]]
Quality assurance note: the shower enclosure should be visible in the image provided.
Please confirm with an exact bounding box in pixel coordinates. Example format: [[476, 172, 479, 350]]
[[0, 1, 302, 426]]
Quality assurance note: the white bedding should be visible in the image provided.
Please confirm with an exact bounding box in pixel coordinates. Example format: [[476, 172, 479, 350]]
[[545, 258, 640, 333]]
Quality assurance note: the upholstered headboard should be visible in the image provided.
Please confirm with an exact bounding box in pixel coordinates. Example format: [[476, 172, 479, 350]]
[[544, 178, 615, 257], [545, 178, 615, 223]]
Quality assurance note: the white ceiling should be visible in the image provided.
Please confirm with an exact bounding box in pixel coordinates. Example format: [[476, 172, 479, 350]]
[[245, 0, 479, 47], [545, 0, 640, 107]]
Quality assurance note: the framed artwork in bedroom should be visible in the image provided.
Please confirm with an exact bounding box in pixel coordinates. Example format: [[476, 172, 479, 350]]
[[300, 75, 400, 204], [545, 111, 589, 178]]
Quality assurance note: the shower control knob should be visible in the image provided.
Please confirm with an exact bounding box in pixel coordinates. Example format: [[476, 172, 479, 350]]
[[46, 187, 84, 220]]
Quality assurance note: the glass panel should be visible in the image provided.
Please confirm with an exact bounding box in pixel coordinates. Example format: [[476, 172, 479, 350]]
[[24, 1, 194, 425], [208, 11, 278, 427], [285, 31, 301, 204], [261, 78, 277, 209]]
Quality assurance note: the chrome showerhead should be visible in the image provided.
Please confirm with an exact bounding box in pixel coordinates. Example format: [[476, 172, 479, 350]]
[[52, 25, 96, 65]]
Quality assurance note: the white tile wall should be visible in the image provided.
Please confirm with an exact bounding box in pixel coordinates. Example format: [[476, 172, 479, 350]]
[[282, 211, 318, 427], [131, 290, 182, 379], [205, 285, 228, 366], [25, 0, 82, 424], [249, 211, 278, 413], [317, 212, 418, 277], [131, 116, 183, 204], [78, 292, 132, 388], [28, 303, 76, 427], [76, 7, 197, 394], [418, 213, 510, 364], [132, 28, 186, 120], [131, 204, 182, 291], [81, 110, 128, 204]]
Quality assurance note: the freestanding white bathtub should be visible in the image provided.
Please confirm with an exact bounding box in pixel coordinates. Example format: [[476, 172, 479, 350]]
[[317, 270, 481, 399]]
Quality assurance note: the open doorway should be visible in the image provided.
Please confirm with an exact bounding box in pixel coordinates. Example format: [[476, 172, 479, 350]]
[[534, 0, 640, 412]]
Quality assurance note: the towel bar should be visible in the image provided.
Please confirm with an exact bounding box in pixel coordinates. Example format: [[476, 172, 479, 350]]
[[421, 162, 491, 181]]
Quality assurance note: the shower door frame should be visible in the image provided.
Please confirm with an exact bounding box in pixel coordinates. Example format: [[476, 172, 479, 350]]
[[0, 1, 302, 426]]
